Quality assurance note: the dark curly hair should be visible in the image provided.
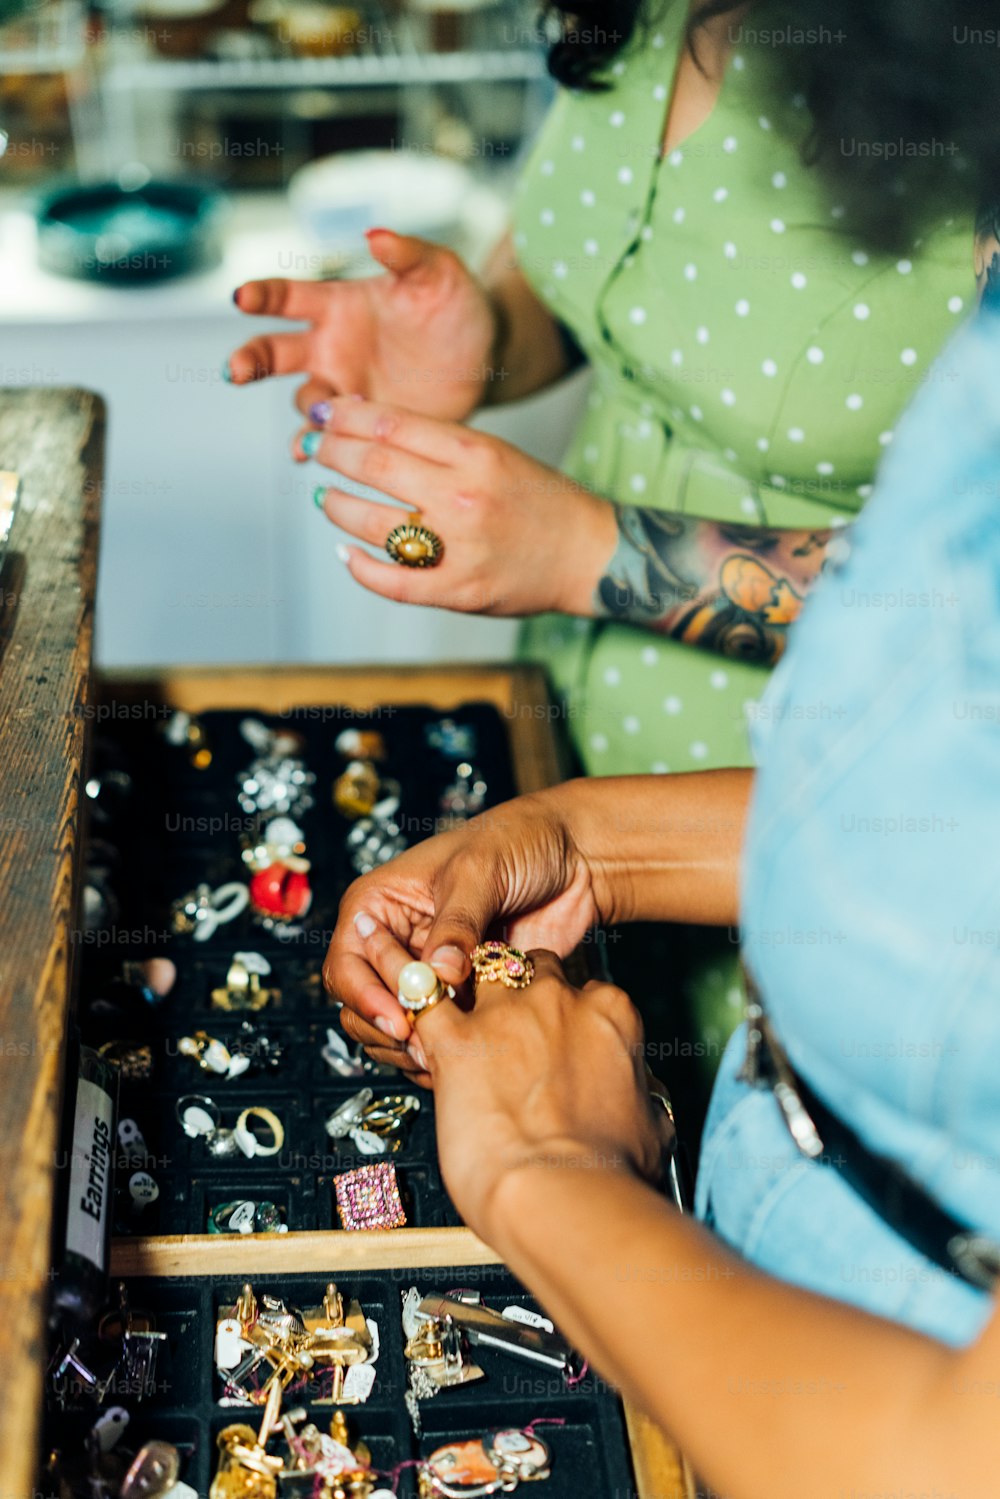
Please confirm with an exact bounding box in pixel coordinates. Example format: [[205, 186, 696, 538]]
[[542, 0, 1000, 250]]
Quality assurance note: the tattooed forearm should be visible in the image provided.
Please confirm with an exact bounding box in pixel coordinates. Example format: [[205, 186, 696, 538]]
[[594, 506, 836, 664]]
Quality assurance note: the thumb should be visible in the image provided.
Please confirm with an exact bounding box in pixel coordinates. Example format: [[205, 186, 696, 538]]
[[365, 228, 448, 283], [422, 856, 504, 987]]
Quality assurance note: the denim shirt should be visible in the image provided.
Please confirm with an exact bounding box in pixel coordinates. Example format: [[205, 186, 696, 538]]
[[695, 312, 1000, 1346]]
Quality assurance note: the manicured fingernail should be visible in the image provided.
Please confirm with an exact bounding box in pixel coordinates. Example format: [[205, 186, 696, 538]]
[[313, 485, 327, 509], [365, 226, 389, 237], [221, 360, 233, 383], [354, 911, 376, 938], [231, 287, 242, 308], [408, 1035, 429, 1070], [430, 945, 467, 974], [302, 431, 321, 457], [378, 1013, 409, 1041], [335, 543, 352, 564], [310, 401, 332, 425]]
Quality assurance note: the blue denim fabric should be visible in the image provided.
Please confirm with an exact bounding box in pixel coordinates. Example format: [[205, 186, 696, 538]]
[[695, 312, 1000, 1347]]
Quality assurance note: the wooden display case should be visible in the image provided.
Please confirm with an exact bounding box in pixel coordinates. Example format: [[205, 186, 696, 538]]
[[0, 387, 104, 1499], [0, 388, 693, 1499]]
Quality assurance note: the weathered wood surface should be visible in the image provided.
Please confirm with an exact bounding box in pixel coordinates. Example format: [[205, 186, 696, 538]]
[[0, 389, 104, 1499]]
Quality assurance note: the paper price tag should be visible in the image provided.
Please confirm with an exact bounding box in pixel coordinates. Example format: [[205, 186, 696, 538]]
[[234, 950, 271, 975], [366, 1318, 380, 1362], [93, 1408, 129, 1452], [352, 1128, 387, 1156], [502, 1305, 554, 1333], [342, 1363, 377, 1403], [128, 1171, 159, 1205], [118, 1117, 148, 1154], [181, 1104, 216, 1138], [215, 1317, 248, 1368]]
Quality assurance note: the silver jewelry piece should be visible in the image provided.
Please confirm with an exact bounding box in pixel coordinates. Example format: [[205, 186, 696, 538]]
[[170, 882, 249, 942], [237, 757, 315, 817], [176, 1094, 240, 1157], [321, 1026, 368, 1078], [206, 1128, 240, 1159], [241, 815, 307, 871], [239, 716, 304, 759], [425, 718, 477, 760], [324, 1088, 374, 1139], [438, 761, 488, 826], [324, 1088, 419, 1155], [346, 814, 406, 875]]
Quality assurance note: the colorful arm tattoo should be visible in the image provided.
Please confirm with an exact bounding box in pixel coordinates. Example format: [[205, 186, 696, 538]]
[[594, 506, 836, 664]]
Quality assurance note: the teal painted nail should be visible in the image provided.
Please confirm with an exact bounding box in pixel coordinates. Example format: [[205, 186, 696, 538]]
[[221, 361, 233, 382], [313, 485, 326, 509], [302, 431, 321, 457]]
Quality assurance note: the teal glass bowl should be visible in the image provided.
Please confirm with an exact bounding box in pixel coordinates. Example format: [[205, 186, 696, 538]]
[[36, 179, 225, 284]]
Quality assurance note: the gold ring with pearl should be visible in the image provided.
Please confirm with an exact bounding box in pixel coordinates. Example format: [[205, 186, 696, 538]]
[[397, 959, 452, 1026], [385, 514, 443, 568]]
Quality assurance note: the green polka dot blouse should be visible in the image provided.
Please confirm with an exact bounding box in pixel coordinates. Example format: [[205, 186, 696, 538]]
[[514, 5, 972, 775]]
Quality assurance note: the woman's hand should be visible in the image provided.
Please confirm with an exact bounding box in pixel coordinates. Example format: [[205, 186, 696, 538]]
[[322, 789, 603, 1080], [352, 933, 666, 1244], [227, 230, 499, 421], [426, 956, 666, 1244], [303, 395, 617, 617]]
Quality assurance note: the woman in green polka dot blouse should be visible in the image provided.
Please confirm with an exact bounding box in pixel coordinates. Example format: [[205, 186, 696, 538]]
[[229, 0, 990, 781]]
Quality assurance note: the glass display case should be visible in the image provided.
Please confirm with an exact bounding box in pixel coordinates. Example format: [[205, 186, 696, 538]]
[[0, 0, 550, 184]]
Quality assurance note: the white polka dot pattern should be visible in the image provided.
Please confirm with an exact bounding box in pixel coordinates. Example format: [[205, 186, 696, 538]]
[[510, 20, 974, 776]]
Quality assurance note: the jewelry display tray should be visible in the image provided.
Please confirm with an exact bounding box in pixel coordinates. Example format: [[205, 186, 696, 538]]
[[83, 695, 522, 1238], [45, 1263, 635, 1499], [84, 667, 691, 1499], [91, 694, 518, 952]]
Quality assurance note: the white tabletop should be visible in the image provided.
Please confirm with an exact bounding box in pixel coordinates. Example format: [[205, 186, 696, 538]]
[[0, 183, 507, 324]]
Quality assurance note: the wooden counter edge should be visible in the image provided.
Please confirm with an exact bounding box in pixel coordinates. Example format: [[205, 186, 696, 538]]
[[625, 1401, 698, 1499], [110, 1226, 502, 1277]]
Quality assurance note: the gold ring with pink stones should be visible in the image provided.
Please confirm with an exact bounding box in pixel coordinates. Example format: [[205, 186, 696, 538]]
[[470, 940, 535, 990]]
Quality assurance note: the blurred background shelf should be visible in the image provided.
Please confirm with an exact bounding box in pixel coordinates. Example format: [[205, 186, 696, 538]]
[[0, 0, 590, 670], [0, 0, 87, 72], [101, 44, 544, 88], [1, 0, 551, 183]]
